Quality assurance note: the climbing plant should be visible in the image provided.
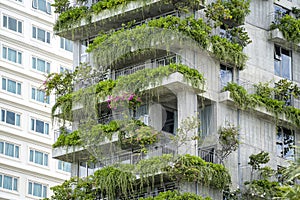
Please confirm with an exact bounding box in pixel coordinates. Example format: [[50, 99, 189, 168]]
[[46, 154, 229, 199], [223, 80, 300, 127], [270, 14, 300, 44]]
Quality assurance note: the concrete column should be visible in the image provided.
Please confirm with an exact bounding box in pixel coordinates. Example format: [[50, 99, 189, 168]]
[[176, 89, 198, 155]]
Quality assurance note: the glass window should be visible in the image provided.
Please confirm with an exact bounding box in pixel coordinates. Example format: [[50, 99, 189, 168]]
[[32, 26, 50, 43], [0, 141, 19, 158], [0, 174, 18, 191], [29, 149, 48, 166], [2, 15, 22, 33], [2, 46, 22, 64], [274, 4, 290, 24], [60, 37, 73, 52], [32, 0, 52, 15], [274, 45, 292, 80], [28, 181, 47, 198], [200, 105, 213, 137], [32, 57, 50, 73], [0, 109, 20, 126], [276, 127, 295, 160], [31, 118, 49, 135], [2, 78, 21, 95], [31, 87, 49, 104], [220, 64, 233, 89], [58, 160, 71, 172]]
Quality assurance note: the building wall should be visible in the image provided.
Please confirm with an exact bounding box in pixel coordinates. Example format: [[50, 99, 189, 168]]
[[0, 0, 72, 199]]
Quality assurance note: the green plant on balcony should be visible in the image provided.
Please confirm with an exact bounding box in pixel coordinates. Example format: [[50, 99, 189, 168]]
[[205, 0, 251, 28], [164, 154, 231, 189], [223, 80, 300, 127], [52, 128, 82, 148], [210, 35, 248, 69], [47, 154, 231, 199], [270, 14, 300, 44], [140, 190, 212, 200]]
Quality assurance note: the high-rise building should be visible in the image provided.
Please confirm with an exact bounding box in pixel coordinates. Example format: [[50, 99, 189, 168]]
[[0, 0, 72, 199], [51, 0, 300, 199]]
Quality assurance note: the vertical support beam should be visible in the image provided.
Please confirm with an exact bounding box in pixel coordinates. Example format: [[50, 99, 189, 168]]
[[176, 88, 198, 155]]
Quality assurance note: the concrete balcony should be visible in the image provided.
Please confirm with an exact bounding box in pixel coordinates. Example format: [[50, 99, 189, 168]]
[[56, 0, 205, 40], [269, 28, 300, 50]]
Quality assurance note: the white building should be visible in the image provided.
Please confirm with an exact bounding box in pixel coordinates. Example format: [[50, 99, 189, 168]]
[[0, 0, 72, 199]]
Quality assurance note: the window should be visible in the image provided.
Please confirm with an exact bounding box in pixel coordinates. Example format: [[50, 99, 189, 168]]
[[0, 174, 18, 191], [0, 141, 19, 158], [28, 181, 47, 198], [32, 57, 50, 73], [2, 78, 21, 95], [60, 66, 72, 73], [220, 64, 233, 88], [60, 37, 73, 52], [32, 0, 51, 15], [162, 109, 177, 134], [200, 105, 213, 137], [1, 109, 20, 126], [15, 0, 23, 2], [32, 26, 50, 43], [30, 118, 49, 135], [29, 149, 48, 166], [274, 45, 292, 80], [3, 15, 22, 33], [199, 147, 216, 163], [58, 160, 71, 172], [31, 87, 49, 104], [274, 4, 290, 24], [276, 127, 295, 160], [2, 46, 22, 64]]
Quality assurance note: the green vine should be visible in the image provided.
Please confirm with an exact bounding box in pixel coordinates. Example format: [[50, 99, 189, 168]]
[[53, 128, 82, 148], [47, 154, 230, 199], [270, 14, 300, 44], [223, 80, 300, 127], [140, 190, 212, 200]]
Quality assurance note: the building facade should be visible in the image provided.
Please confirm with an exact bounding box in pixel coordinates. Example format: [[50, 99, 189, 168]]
[[51, 0, 300, 199], [0, 0, 72, 199]]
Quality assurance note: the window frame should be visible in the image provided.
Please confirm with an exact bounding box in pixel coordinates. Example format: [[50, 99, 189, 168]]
[[31, 56, 50, 73], [60, 37, 73, 52], [2, 14, 23, 34], [31, 87, 50, 104], [57, 160, 71, 173], [220, 64, 233, 89], [32, 0, 52, 15], [32, 26, 51, 44], [274, 45, 292, 80], [29, 149, 49, 167], [0, 173, 18, 192], [2, 46, 22, 65], [0, 140, 20, 159], [30, 118, 49, 135], [2, 77, 22, 95], [1, 109, 21, 127], [276, 126, 295, 160], [28, 180, 47, 198]]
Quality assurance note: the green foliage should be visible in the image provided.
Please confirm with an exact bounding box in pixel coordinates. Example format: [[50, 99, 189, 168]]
[[243, 179, 283, 199], [54, 6, 90, 32], [52, 128, 82, 148], [248, 151, 270, 171], [223, 81, 300, 127], [205, 0, 251, 28], [217, 123, 239, 161], [93, 166, 136, 199], [140, 190, 212, 200], [292, 7, 300, 19], [271, 14, 300, 44], [95, 79, 117, 100], [52, 0, 70, 14], [51, 93, 73, 121], [210, 35, 247, 69], [87, 15, 211, 53], [48, 154, 229, 199], [165, 154, 231, 189]]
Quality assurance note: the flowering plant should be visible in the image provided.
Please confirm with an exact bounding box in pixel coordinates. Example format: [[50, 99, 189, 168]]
[[107, 93, 142, 109]]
